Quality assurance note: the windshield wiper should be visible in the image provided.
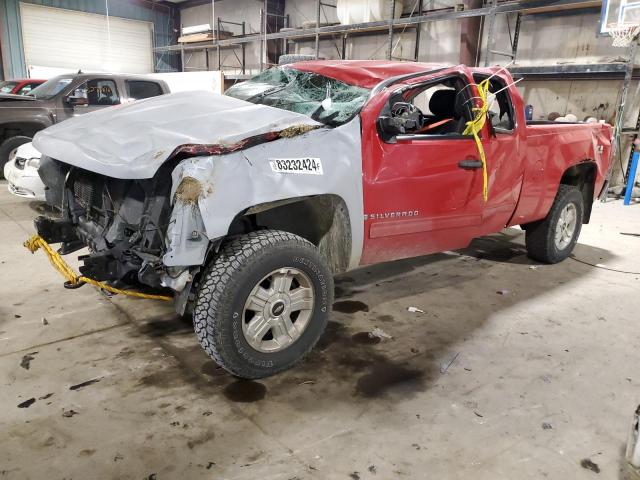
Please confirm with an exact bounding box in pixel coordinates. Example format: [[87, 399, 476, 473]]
[[246, 84, 289, 103]]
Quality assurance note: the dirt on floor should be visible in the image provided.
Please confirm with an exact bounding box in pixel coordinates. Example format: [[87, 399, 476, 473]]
[[1, 183, 639, 480]]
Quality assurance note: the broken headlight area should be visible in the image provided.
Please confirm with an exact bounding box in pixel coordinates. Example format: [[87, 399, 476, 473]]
[[36, 157, 179, 292]]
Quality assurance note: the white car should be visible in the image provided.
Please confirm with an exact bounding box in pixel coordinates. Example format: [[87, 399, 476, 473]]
[[3, 142, 45, 201]]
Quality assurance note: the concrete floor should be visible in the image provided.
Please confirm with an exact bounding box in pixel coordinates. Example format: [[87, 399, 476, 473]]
[[1, 182, 639, 480]]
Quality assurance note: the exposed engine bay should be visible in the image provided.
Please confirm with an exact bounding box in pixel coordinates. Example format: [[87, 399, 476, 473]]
[[36, 155, 176, 293]]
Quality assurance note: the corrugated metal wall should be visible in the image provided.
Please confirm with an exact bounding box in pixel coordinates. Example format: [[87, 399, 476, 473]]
[[0, 0, 178, 79]]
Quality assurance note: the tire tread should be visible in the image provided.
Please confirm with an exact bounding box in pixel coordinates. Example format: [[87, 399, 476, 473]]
[[193, 230, 330, 378], [525, 184, 583, 264]]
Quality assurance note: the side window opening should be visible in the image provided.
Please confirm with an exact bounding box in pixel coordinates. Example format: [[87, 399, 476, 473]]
[[379, 76, 475, 140], [74, 79, 119, 106], [126, 81, 164, 101], [473, 74, 515, 132]]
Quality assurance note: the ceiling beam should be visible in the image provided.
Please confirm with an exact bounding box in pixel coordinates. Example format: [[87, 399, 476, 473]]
[[175, 0, 223, 8]]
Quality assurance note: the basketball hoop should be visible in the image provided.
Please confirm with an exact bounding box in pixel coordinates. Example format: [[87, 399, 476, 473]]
[[609, 22, 640, 47]]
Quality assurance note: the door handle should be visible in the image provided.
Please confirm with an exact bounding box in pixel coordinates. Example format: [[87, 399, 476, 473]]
[[458, 159, 483, 170]]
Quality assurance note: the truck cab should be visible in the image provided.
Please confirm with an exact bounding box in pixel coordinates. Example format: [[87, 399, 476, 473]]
[[0, 73, 169, 176]]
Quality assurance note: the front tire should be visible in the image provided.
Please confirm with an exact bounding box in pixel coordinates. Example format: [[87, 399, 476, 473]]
[[0, 136, 32, 177], [525, 184, 584, 264], [193, 230, 333, 379]]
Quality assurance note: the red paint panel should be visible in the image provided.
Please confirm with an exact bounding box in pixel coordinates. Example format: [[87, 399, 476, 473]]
[[290, 60, 449, 89], [508, 122, 612, 226], [354, 63, 612, 266], [369, 213, 482, 238], [359, 68, 488, 265], [5, 79, 45, 94]]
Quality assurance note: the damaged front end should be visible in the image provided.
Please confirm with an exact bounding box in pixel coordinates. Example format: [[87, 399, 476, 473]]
[[36, 156, 198, 307]]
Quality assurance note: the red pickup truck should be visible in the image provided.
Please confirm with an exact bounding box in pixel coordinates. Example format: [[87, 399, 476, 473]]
[[33, 61, 612, 378]]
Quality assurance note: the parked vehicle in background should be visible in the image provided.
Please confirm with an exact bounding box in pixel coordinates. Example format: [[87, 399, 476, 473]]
[[31, 60, 612, 379], [0, 73, 170, 177], [3, 142, 44, 201], [0, 79, 45, 96]]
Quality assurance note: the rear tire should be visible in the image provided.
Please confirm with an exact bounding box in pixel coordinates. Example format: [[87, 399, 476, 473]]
[[193, 230, 333, 379], [525, 184, 584, 264], [0, 136, 32, 177]]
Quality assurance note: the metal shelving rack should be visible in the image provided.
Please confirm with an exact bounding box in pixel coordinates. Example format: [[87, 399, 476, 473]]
[[154, 0, 604, 76]]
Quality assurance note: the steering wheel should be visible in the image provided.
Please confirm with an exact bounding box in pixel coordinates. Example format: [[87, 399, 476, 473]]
[[391, 102, 421, 118], [390, 101, 425, 133]]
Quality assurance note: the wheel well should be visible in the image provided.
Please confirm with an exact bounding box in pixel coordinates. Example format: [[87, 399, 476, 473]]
[[560, 162, 596, 224], [0, 123, 42, 143], [228, 195, 352, 274]]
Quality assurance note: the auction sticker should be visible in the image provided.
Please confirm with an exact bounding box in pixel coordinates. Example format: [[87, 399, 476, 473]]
[[269, 157, 323, 175]]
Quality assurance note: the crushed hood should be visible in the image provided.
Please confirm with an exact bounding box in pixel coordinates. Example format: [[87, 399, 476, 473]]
[[33, 91, 321, 179]]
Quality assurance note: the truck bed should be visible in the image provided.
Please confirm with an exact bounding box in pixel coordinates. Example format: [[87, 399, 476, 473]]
[[507, 121, 613, 227]]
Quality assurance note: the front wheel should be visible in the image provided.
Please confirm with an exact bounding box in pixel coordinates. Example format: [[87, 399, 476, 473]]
[[193, 230, 333, 379], [525, 184, 584, 264], [0, 135, 32, 178]]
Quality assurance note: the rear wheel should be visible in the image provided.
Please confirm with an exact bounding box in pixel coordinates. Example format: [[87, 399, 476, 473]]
[[0, 136, 32, 177], [525, 184, 584, 264], [193, 230, 333, 379]]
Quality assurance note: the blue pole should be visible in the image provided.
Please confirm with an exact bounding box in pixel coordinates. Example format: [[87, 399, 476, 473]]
[[624, 151, 640, 205]]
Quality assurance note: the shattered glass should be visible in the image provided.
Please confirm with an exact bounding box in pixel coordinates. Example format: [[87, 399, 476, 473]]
[[225, 67, 370, 127]]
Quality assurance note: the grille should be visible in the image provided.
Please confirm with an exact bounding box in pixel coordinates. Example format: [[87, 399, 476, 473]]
[[71, 173, 104, 215], [73, 177, 96, 209]]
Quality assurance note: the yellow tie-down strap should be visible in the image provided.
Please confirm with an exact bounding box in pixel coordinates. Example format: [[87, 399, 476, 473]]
[[24, 234, 172, 302], [462, 78, 491, 202]]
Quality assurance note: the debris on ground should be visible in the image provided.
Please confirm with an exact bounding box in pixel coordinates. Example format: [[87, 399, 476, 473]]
[[474, 411, 484, 418], [14, 314, 21, 318], [42, 317, 49, 326], [349, 472, 360, 480], [580, 458, 600, 473], [298, 380, 315, 385], [496, 289, 510, 295], [17, 398, 36, 409], [69, 378, 101, 391], [529, 265, 539, 270], [368, 465, 377, 474], [38, 393, 54, 400], [20, 352, 38, 370], [542, 422, 553, 430], [407, 306, 425, 313], [62, 409, 78, 417], [440, 352, 461, 374], [369, 328, 393, 340]]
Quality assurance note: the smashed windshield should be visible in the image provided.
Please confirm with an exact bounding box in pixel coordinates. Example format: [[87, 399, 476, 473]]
[[29, 76, 73, 99], [225, 67, 370, 127]]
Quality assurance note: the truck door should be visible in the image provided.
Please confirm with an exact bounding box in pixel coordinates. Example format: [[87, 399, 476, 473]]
[[473, 73, 524, 235], [360, 72, 487, 265], [65, 78, 121, 119]]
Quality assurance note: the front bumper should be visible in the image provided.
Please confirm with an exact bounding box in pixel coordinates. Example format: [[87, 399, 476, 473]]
[[3, 160, 45, 201]]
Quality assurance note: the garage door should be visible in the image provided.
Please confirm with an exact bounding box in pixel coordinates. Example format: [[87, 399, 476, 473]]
[[20, 3, 153, 75]]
